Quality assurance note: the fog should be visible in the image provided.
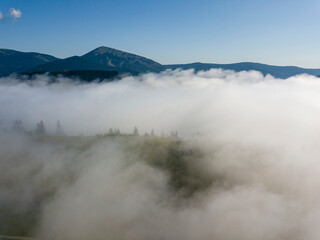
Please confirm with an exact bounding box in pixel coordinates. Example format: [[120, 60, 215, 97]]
[[1, 69, 320, 239]]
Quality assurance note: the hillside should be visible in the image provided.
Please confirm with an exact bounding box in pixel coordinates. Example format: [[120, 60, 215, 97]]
[[23, 70, 119, 82], [0, 49, 59, 77], [82, 46, 164, 74], [28, 56, 116, 72]]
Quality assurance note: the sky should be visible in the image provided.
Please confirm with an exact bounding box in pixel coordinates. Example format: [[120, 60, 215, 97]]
[[0, 0, 320, 67]]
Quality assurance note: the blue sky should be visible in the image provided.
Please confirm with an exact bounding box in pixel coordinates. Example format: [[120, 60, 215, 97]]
[[1, 0, 320, 67]]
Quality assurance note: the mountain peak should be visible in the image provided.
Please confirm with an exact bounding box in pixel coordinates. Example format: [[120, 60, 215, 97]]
[[91, 46, 127, 55], [82, 46, 164, 74]]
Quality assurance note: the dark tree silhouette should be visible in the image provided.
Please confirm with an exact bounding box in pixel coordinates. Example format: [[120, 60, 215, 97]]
[[56, 120, 64, 136], [133, 126, 139, 136], [170, 130, 179, 138], [35, 120, 46, 136], [108, 128, 114, 136], [12, 120, 24, 132]]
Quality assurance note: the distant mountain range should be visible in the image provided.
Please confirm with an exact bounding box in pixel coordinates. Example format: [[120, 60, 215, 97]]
[[166, 62, 320, 79], [1, 46, 320, 79]]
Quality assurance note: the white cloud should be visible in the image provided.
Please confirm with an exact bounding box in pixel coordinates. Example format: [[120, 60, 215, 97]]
[[0, 8, 22, 21], [9, 8, 22, 18]]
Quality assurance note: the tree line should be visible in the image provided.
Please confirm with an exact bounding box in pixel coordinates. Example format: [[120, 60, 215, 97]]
[[10, 120, 179, 139]]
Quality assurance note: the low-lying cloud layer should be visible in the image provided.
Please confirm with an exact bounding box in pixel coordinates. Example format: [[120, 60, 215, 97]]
[[1, 69, 320, 239]]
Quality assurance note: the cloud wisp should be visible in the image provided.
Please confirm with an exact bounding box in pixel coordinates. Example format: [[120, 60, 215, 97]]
[[0, 8, 22, 21], [1, 69, 320, 239], [9, 8, 22, 19]]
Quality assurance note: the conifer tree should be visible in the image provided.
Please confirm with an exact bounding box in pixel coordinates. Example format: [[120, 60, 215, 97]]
[[13, 120, 24, 132], [35, 120, 46, 136], [133, 126, 139, 136], [56, 120, 64, 136], [108, 128, 114, 136], [116, 129, 120, 135]]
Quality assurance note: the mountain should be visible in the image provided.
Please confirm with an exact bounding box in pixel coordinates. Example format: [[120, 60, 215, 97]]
[[25, 56, 119, 81], [28, 56, 116, 72], [26, 46, 164, 75], [1, 47, 320, 79], [81, 46, 164, 74], [165, 62, 320, 79], [0, 49, 59, 76]]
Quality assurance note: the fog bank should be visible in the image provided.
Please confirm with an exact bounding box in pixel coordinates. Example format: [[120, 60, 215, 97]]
[[1, 69, 320, 239]]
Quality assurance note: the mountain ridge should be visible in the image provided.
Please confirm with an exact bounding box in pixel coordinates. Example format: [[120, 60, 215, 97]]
[[29, 56, 116, 72], [0, 49, 59, 76], [165, 62, 320, 79], [1, 47, 320, 79]]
